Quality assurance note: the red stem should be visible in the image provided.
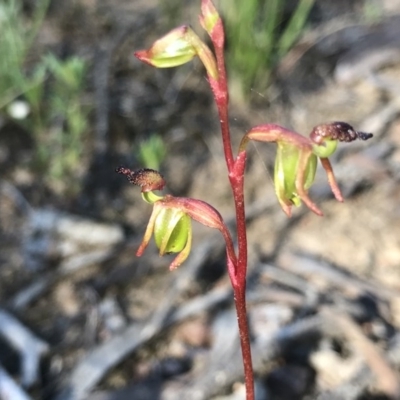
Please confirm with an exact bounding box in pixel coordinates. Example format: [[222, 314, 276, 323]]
[[209, 28, 255, 400], [234, 286, 254, 399]]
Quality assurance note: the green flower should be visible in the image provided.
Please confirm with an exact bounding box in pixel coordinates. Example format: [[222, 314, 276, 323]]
[[117, 167, 236, 270], [241, 122, 373, 216]]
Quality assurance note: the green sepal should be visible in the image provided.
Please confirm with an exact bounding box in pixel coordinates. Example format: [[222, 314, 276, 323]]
[[154, 209, 191, 254], [142, 191, 164, 204], [275, 143, 317, 207], [312, 139, 338, 158]]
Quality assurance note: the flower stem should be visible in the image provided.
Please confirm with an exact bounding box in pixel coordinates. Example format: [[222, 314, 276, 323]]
[[230, 151, 254, 400], [234, 285, 255, 400], [208, 21, 255, 400]]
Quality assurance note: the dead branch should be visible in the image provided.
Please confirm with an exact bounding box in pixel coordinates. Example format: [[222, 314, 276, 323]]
[[56, 234, 231, 400], [0, 364, 33, 400], [0, 310, 49, 387]]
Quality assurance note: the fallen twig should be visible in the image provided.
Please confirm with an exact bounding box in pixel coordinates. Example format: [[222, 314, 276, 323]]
[[0, 309, 49, 387], [322, 307, 400, 399], [279, 252, 400, 301], [56, 234, 231, 400], [0, 364, 33, 400]]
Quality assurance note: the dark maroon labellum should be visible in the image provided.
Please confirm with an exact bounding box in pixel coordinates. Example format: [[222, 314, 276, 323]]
[[116, 167, 165, 192], [310, 121, 373, 144]]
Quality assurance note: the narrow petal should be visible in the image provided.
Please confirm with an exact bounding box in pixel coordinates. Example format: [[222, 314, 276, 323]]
[[295, 149, 323, 216], [320, 157, 343, 202], [136, 203, 161, 257], [169, 225, 192, 270]]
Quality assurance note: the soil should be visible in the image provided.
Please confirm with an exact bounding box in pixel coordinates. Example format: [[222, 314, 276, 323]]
[[1, 1, 400, 399]]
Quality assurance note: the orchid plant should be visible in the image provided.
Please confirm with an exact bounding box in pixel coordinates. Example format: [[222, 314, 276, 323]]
[[116, 1, 373, 398]]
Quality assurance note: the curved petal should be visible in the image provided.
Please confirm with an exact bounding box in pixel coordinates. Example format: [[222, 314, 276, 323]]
[[136, 202, 161, 257], [169, 224, 192, 270]]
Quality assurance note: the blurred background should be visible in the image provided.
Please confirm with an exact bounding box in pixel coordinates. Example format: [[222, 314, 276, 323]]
[[1, 0, 400, 399]]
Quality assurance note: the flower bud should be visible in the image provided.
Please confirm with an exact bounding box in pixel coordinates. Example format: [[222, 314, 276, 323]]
[[135, 26, 197, 68], [135, 25, 218, 79], [200, 0, 220, 36], [200, 0, 224, 49]]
